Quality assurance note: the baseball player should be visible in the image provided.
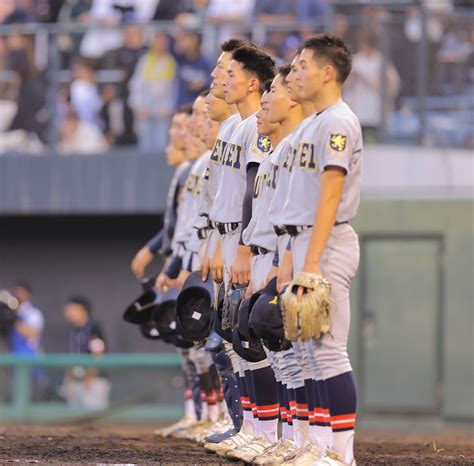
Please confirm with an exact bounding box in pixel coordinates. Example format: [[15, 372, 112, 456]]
[[204, 45, 281, 461], [130, 105, 193, 281], [244, 67, 316, 464], [278, 34, 362, 466]]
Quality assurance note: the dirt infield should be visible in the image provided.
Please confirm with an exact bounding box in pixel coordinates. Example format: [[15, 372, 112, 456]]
[[0, 423, 473, 465]]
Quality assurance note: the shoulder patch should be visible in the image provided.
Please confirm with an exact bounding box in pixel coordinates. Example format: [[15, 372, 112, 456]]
[[329, 133, 347, 153], [256, 135, 271, 153]]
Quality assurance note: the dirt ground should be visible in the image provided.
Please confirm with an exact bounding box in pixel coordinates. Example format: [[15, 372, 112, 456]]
[[0, 423, 473, 465]]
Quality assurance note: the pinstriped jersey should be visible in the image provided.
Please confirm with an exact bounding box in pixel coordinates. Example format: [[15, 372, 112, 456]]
[[279, 100, 363, 226], [242, 133, 293, 251], [268, 115, 316, 228], [209, 112, 271, 223], [198, 113, 241, 219]]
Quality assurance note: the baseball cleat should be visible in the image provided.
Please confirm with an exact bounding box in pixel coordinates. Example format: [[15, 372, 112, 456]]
[[225, 436, 273, 462], [281, 442, 324, 465], [204, 430, 253, 455], [252, 439, 295, 464], [154, 417, 197, 437], [314, 451, 356, 465], [206, 428, 237, 444]]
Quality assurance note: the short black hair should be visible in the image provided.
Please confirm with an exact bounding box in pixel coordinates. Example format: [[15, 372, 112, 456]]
[[220, 38, 256, 52], [176, 103, 193, 115], [67, 295, 92, 315], [301, 33, 352, 84], [277, 64, 291, 81], [232, 46, 276, 92], [262, 79, 273, 94]]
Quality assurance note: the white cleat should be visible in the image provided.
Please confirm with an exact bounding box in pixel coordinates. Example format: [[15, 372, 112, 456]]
[[281, 442, 324, 465], [204, 430, 254, 456], [154, 417, 197, 437], [314, 451, 356, 466], [252, 439, 296, 465], [180, 420, 213, 441], [225, 436, 273, 462]]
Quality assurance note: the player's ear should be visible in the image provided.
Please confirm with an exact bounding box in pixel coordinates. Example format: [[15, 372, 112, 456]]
[[248, 77, 260, 94], [324, 64, 336, 83]]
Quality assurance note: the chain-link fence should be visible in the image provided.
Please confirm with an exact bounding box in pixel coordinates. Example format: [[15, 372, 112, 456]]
[[0, 1, 472, 155]]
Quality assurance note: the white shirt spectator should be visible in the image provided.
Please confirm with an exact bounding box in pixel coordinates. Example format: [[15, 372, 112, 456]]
[[70, 79, 103, 128], [16, 302, 44, 353]]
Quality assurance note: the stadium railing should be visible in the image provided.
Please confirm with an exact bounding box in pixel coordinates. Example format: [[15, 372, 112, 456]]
[[0, 353, 183, 423]]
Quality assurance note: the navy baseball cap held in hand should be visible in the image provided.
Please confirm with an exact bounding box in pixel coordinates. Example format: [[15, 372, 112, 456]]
[[123, 289, 161, 324], [175, 271, 214, 341], [232, 297, 267, 363], [249, 277, 290, 351], [152, 286, 179, 335]]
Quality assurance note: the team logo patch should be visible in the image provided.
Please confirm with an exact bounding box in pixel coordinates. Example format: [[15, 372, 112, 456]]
[[329, 133, 347, 153], [268, 296, 278, 305], [256, 135, 271, 153]]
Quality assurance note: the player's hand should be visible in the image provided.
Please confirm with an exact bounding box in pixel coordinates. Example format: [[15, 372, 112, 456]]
[[175, 270, 191, 289], [210, 239, 224, 284], [245, 281, 254, 299], [201, 247, 210, 281], [131, 246, 154, 279], [277, 250, 293, 292], [297, 261, 321, 302], [155, 272, 170, 291], [230, 245, 251, 285], [263, 265, 278, 288]]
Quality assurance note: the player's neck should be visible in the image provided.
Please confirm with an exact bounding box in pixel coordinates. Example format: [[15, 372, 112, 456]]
[[313, 87, 342, 113], [269, 128, 284, 148], [236, 93, 261, 119], [281, 108, 305, 136], [301, 101, 316, 118]]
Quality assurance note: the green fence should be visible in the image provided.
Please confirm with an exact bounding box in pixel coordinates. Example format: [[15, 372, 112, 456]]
[[0, 353, 183, 423]]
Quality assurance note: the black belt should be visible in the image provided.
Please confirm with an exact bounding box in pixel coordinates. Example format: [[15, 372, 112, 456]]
[[207, 218, 218, 230], [197, 228, 210, 240], [216, 222, 240, 235], [275, 221, 348, 237], [250, 245, 270, 256]]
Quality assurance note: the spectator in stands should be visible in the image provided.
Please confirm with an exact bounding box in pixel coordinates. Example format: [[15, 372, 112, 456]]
[[7, 34, 47, 142], [436, 25, 472, 94], [173, 30, 211, 107], [345, 31, 400, 142], [254, 0, 296, 23], [102, 25, 146, 145], [59, 107, 109, 154], [296, 0, 328, 24], [129, 31, 177, 153], [70, 58, 103, 128], [152, 0, 196, 21], [9, 281, 44, 357], [61, 295, 110, 409]]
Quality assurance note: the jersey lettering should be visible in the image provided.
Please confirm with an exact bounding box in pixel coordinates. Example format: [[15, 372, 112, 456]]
[[298, 142, 318, 170], [221, 143, 241, 170]]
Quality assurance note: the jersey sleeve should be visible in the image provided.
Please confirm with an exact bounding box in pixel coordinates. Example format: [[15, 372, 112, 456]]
[[246, 126, 272, 166], [317, 117, 355, 174]]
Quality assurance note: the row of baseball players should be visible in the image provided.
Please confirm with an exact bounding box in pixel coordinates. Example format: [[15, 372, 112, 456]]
[[131, 34, 362, 466]]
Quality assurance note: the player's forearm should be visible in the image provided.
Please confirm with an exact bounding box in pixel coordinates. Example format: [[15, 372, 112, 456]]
[[305, 172, 344, 267]]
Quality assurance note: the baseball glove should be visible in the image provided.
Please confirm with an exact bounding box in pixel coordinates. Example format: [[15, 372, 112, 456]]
[[281, 271, 333, 341]]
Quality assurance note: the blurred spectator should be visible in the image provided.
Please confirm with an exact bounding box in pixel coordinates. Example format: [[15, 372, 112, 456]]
[[345, 32, 400, 141], [100, 83, 122, 145], [61, 0, 94, 23], [152, 0, 196, 21], [254, 0, 296, 23], [436, 25, 472, 94], [9, 282, 44, 357], [129, 31, 177, 153], [1, 0, 39, 24], [206, 0, 253, 24], [60, 295, 110, 409], [102, 25, 146, 145], [173, 31, 211, 107], [297, 0, 328, 24], [7, 34, 47, 142], [79, 0, 159, 58], [70, 58, 102, 127], [59, 108, 109, 154]]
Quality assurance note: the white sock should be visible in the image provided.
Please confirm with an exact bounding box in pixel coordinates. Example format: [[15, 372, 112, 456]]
[[293, 418, 309, 449], [256, 419, 278, 444], [184, 399, 196, 420], [333, 430, 354, 464], [242, 410, 255, 436], [309, 425, 332, 452], [282, 421, 293, 442], [208, 403, 219, 422], [200, 401, 209, 422]]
